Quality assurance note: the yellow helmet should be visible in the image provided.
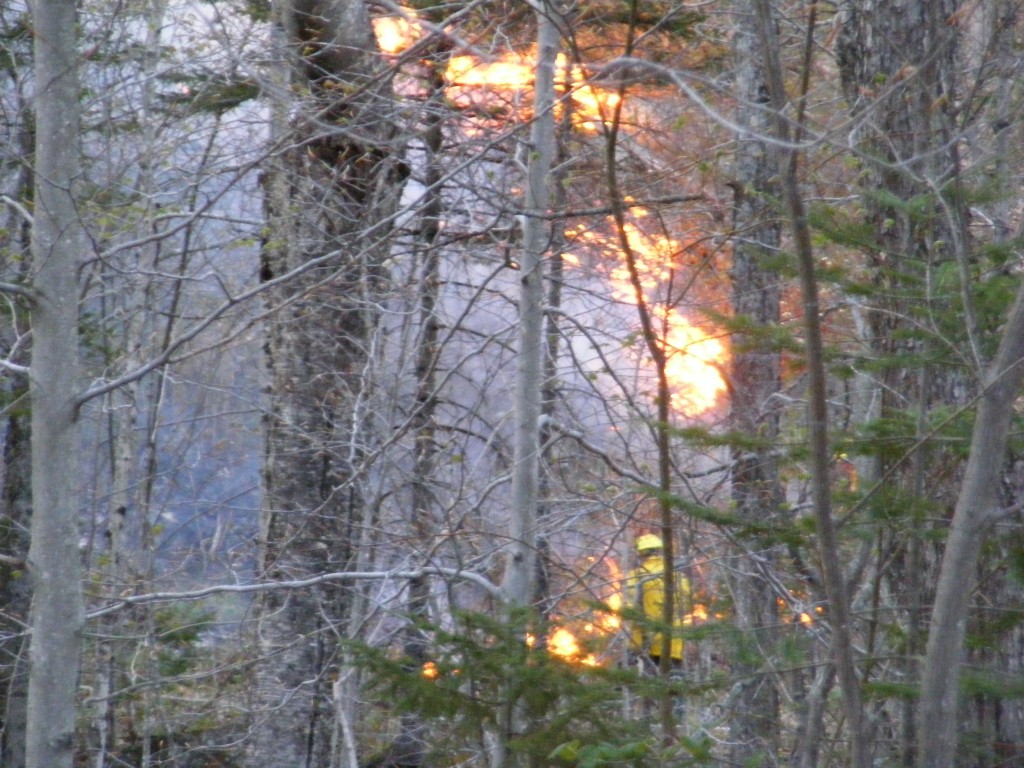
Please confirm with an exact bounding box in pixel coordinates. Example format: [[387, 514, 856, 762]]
[[635, 534, 663, 553]]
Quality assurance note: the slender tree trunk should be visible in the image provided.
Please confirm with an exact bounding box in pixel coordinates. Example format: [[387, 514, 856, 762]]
[[601, 0, 680, 738], [918, 286, 1024, 767], [501, 1, 557, 610], [394, 35, 452, 768], [727, 3, 783, 762], [753, 1, 869, 765], [491, 7, 558, 768], [25, 1, 86, 766]]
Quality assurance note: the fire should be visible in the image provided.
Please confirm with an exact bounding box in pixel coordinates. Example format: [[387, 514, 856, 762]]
[[446, 55, 535, 89], [573, 221, 728, 414], [684, 602, 709, 626], [548, 627, 599, 666], [661, 313, 728, 413], [376, 9, 729, 415], [421, 660, 440, 679], [373, 14, 420, 55]]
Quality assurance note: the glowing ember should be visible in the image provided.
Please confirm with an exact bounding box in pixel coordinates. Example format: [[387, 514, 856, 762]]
[[421, 661, 439, 679]]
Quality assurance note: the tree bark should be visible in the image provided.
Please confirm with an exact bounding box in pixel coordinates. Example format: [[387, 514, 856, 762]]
[[490, 6, 558, 768], [727, 3, 783, 763], [918, 286, 1024, 768], [501, 1, 557, 612], [753, 1, 869, 765], [25, 1, 86, 766], [250, 1, 404, 765]]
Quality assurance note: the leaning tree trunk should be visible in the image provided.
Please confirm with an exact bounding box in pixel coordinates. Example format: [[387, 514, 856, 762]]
[[918, 287, 1024, 767], [25, 0, 86, 766], [249, 1, 405, 766], [726, 3, 783, 763]]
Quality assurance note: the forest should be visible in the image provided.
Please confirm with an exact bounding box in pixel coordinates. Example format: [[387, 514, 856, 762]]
[[1, 0, 1023, 766]]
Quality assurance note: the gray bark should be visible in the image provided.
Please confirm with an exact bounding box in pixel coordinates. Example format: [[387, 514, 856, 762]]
[[25, 0, 86, 766], [490, 6, 558, 768], [918, 287, 1024, 767], [727, 3, 783, 763], [501, 5, 556, 609], [250, 0, 404, 765], [753, 1, 869, 765]]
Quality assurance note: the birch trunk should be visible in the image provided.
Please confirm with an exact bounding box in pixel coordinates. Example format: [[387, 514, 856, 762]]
[[491, 6, 558, 768]]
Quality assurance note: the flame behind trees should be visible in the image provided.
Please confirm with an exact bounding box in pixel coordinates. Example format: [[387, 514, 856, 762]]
[[374, 10, 728, 416]]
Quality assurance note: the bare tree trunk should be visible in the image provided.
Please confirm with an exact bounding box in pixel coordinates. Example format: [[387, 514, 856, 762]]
[[501, 0, 557, 610], [918, 287, 1024, 767], [491, 7, 558, 768], [25, 1, 86, 766], [727, 2, 783, 762], [752, 1, 868, 765], [250, 1, 404, 765]]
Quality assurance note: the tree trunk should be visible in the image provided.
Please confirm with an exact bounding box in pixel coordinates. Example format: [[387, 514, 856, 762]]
[[250, 1, 404, 766], [490, 7, 558, 768], [501, 1, 557, 611], [918, 286, 1024, 767], [727, 2, 783, 763], [753, 1, 869, 764], [25, 1, 86, 766]]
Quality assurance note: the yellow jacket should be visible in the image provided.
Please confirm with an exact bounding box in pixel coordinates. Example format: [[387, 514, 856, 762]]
[[626, 554, 690, 661]]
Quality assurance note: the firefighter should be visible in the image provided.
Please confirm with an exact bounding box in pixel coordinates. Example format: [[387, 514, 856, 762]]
[[626, 533, 690, 673]]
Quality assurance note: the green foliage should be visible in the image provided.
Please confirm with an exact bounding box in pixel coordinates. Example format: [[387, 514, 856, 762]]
[[960, 670, 1024, 699], [807, 203, 878, 253], [356, 606, 726, 766], [153, 604, 215, 677], [966, 607, 1024, 652], [711, 311, 801, 356]]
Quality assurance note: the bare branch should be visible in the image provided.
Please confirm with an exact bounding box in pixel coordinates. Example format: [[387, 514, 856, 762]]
[[85, 567, 503, 621]]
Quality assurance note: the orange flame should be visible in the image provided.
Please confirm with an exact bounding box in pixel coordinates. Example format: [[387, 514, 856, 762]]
[[572, 222, 728, 414], [548, 627, 600, 666], [375, 12, 728, 414], [684, 602, 709, 626], [374, 14, 420, 55]]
